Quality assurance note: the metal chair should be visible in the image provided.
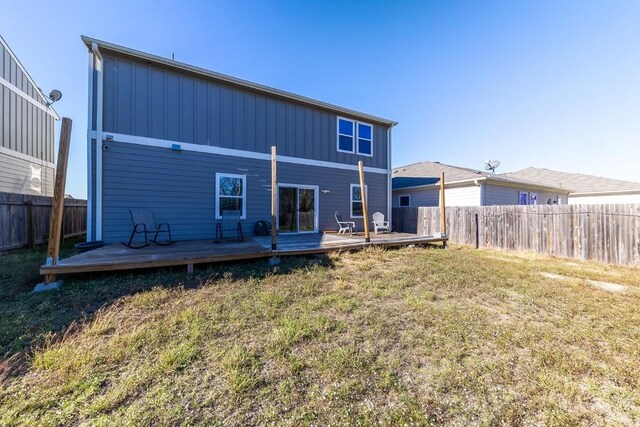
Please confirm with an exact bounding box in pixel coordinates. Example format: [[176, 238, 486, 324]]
[[372, 212, 390, 234], [335, 211, 356, 235], [123, 209, 174, 249], [215, 210, 244, 243]]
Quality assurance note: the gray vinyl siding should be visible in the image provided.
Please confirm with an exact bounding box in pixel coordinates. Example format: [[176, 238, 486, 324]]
[[99, 140, 388, 243], [0, 40, 56, 166], [100, 55, 389, 170], [0, 151, 55, 196], [392, 187, 439, 207], [483, 183, 564, 205]]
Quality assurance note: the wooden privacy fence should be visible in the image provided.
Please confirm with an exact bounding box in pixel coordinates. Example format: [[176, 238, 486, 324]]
[[393, 204, 640, 266], [0, 192, 86, 251]]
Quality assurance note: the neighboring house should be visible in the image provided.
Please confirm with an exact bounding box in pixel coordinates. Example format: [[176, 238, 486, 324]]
[[506, 167, 640, 204], [83, 36, 396, 243], [0, 35, 59, 196], [392, 161, 569, 207]]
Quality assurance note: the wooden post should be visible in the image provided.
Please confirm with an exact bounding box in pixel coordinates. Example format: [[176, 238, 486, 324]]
[[358, 161, 370, 242], [475, 212, 480, 249], [440, 171, 446, 235], [271, 146, 277, 250], [26, 201, 36, 249], [45, 118, 72, 283]]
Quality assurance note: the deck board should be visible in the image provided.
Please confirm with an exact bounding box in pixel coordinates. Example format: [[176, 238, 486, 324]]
[[40, 233, 447, 275]]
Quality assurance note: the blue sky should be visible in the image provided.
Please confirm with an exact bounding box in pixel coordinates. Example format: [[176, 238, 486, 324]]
[[2, 0, 639, 198]]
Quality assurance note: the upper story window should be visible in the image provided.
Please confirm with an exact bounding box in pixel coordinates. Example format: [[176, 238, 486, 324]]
[[337, 117, 373, 156]]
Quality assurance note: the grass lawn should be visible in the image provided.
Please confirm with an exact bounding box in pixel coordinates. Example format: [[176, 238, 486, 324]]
[[0, 241, 639, 426]]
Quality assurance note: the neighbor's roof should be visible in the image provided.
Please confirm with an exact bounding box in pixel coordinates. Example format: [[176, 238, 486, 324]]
[[0, 35, 60, 120], [506, 167, 640, 195], [81, 36, 397, 127], [392, 160, 568, 192]]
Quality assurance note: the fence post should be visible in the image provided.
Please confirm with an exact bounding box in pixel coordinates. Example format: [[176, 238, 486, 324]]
[[26, 201, 35, 249], [475, 212, 479, 249]]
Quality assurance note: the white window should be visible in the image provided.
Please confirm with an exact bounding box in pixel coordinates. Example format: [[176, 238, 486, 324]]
[[350, 183, 368, 218], [337, 117, 373, 156], [216, 173, 246, 219], [518, 191, 528, 205], [357, 122, 373, 156], [399, 194, 411, 207]]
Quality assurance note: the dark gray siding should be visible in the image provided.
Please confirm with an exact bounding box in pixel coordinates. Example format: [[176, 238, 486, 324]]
[[0, 40, 56, 165], [100, 140, 388, 243], [101, 55, 389, 170]]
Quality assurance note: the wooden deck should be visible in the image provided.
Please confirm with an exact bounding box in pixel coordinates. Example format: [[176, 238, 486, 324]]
[[40, 233, 447, 275]]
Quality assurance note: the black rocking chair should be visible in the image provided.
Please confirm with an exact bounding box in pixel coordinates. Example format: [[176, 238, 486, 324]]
[[122, 209, 174, 249], [215, 210, 244, 243]]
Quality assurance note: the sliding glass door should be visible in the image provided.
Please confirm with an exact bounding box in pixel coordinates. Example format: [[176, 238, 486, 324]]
[[278, 185, 318, 233]]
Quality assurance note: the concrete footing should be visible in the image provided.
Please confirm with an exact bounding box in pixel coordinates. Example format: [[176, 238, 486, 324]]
[[33, 280, 63, 293]]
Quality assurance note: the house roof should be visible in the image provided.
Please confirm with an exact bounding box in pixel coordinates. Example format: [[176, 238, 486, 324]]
[[0, 35, 59, 120], [81, 36, 397, 128], [505, 167, 640, 195], [392, 160, 568, 193]]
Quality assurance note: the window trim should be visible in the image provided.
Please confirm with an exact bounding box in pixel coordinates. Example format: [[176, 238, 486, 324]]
[[350, 183, 368, 218], [337, 117, 374, 157], [518, 191, 528, 205], [215, 173, 247, 220], [337, 117, 355, 154], [398, 194, 411, 207], [356, 122, 373, 157]]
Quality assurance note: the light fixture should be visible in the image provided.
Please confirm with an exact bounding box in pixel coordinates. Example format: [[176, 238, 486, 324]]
[[321, 189, 330, 194]]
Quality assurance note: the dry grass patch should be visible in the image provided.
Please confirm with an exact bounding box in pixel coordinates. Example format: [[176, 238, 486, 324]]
[[0, 243, 639, 425]]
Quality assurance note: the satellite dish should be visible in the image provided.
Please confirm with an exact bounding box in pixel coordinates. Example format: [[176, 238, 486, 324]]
[[484, 160, 500, 174], [48, 89, 62, 103]]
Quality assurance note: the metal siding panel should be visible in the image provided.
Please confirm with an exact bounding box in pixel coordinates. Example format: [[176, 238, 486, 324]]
[[10, 58, 17, 86], [304, 108, 313, 159], [0, 87, 6, 148], [166, 72, 181, 141], [255, 95, 267, 152], [115, 60, 133, 135], [266, 98, 277, 149], [149, 69, 165, 139], [312, 110, 322, 160], [295, 106, 304, 158], [102, 57, 116, 133], [180, 77, 195, 143], [133, 64, 149, 136], [245, 93, 256, 152], [208, 83, 221, 146], [195, 80, 208, 144], [286, 103, 296, 155], [276, 100, 286, 152], [15, 95, 22, 153], [220, 86, 233, 148], [0, 44, 4, 80], [233, 89, 245, 149]]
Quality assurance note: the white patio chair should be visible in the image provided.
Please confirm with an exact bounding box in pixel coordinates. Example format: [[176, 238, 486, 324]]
[[335, 211, 356, 235], [372, 212, 390, 234]]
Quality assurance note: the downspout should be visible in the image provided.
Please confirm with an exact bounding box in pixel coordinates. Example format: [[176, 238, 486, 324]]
[[92, 42, 104, 241], [387, 124, 395, 228], [86, 50, 94, 241]]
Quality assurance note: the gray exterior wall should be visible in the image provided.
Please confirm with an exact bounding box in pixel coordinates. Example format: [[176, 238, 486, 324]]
[[0, 150, 54, 196], [392, 187, 439, 207], [483, 183, 565, 205], [99, 141, 388, 243], [100, 54, 389, 170], [0, 38, 56, 196]]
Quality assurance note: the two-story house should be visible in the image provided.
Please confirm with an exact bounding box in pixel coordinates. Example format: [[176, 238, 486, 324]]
[[1, 35, 58, 196], [83, 36, 396, 243]]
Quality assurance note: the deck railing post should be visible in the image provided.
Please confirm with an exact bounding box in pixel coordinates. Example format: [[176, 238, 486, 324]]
[[358, 161, 370, 243]]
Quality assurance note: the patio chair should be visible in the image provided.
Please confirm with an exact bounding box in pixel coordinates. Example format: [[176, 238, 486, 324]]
[[372, 212, 390, 234], [215, 210, 244, 243], [123, 209, 174, 249], [335, 211, 356, 235]]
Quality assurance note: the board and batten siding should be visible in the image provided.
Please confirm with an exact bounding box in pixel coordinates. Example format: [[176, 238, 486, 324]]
[[100, 55, 388, 170], [100, 140, 388, 243], [0, 38, 57, 196], [483, 183, 565, 205]]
